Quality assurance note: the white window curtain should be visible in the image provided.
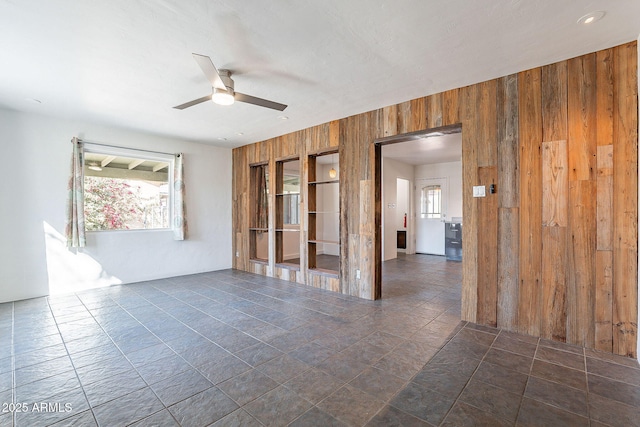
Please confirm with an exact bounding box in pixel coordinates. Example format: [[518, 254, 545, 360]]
[[173, 153, 187, 240], [65, 137, 86, 247]]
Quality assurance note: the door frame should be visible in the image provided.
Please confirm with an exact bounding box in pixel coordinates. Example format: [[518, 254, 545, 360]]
[[373, 123, 463, 298]]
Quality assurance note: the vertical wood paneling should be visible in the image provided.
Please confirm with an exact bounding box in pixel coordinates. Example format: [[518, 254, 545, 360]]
[[596, 49, 614, 148], [231, 41, 638, 358], [566, 51, 598, 349], [612, 42, 638, 358], [595, 250, 613, 352], [568, 54, 597, 182], [329, 120, 340, 147], [427, 93, 443, 128], [497, 74, 520, 209], [540, 61, 569, 342], [497, 208, 519, 328], [597, 145, 614, 249], [542, 140, 568, 227], [596, 144, 614, 351], [461, 84, 478, 323], [542, 62, 568, 141], [477, 166, 498, 326], [397, 101, 412, 134], [359, 180, 374, 299], [477, 80, 498, 167], [443, 89, 460, 126], [382, 105, 398, 136], [541, 226, 567, 341], [567, 180, 596, 347], [518, 67, 543, 337], [595, 46, 616, 351], [541, 140, 568, 341], [496, 74, 519, 330], [348, 234, 359, 296], [474, 82, 498, 325], [410, 97, 427, 132]]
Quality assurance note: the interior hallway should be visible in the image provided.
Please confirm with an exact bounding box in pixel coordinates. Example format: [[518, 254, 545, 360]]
[[0, 255, 638, 426]]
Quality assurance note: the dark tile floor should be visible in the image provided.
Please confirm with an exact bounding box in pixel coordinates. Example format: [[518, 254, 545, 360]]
[[0, 254, 638, 426]]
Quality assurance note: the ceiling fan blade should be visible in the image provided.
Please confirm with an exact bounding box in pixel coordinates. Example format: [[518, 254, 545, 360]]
[[192, 53, 226, 90], [235, 92, 287, 111], [173, 95, 212, 110]]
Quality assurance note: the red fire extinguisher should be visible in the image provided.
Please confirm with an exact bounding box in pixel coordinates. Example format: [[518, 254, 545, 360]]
[[403, 213, 407, 228]]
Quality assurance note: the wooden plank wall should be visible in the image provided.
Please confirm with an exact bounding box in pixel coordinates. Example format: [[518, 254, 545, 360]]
[[232, 41, 638, 357]]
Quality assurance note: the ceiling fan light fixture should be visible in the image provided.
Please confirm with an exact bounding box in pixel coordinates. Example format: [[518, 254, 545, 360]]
[[212, 88, 234, 106]]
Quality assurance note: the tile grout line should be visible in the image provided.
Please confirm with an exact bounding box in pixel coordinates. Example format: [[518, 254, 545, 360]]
[[46, 295, 99, 427], [85, 292, 214, 425], [118, 280, 341, 424], [365, 320, 466, 426], [437, 324, 500, 426], [583, 346, 591, 425], [516, 334, 541, 425], [69, 292, 186, 425], [11, 302, 15, 427]]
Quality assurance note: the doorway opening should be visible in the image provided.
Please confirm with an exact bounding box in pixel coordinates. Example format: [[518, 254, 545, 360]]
[[375, 124, 463, 313]]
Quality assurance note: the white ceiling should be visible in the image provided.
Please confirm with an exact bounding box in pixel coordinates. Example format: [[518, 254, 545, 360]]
[[0, 1, 638, 149], [383, 134, 462, 166]]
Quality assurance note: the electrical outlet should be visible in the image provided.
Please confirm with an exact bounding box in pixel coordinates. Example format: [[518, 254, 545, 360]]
[[235, 251, 240, 257], [356, 270, 361, 279]]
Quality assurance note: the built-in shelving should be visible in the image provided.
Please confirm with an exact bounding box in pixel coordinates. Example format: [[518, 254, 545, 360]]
[[308, 180, 339, 185], [275, 159, 301, 267], [307, 151, 340, 275]]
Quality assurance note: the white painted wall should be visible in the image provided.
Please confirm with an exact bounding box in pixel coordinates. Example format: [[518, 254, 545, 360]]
[[382, 158, 415, 261], [397, 178, 410, 252], [0, 108, 232, 303], [414, 161, 463, 220]]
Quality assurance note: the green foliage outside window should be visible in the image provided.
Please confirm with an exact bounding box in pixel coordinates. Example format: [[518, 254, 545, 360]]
[[84, 177, 167, 230]]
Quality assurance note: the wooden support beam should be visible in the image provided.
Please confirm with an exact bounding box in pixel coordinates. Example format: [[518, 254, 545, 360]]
[[153, 163, 168, 172], [101, 155, 116, 167], [128, 159, 145, 170]]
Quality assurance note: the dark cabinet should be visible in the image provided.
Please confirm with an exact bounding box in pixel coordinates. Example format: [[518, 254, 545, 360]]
[[397, 230, 407, 249], [445, 222, 462, 261]]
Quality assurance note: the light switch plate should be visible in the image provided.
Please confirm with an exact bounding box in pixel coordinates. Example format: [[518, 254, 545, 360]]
[[473, 185, 486, 197]]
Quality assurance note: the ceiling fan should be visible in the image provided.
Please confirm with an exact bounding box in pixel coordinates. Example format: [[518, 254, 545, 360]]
[[174, 53, 287, 111]]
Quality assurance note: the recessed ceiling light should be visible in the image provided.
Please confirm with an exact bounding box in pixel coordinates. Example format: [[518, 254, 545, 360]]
[[577, 11, 605, 25], [236, 132, 244, 136], [217, 137, 227, 141], [278, 116, 289, 120]]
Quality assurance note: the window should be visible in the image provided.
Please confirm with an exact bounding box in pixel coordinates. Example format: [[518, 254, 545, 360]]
[[83, 145, 173, 231], [421, 184, 442, 219]]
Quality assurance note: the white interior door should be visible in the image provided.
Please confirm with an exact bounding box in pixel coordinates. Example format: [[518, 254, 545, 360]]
[[415, 177, 447, 255]]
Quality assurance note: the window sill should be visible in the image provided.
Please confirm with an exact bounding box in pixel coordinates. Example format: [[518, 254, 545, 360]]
[[86, 228, 172, 234]]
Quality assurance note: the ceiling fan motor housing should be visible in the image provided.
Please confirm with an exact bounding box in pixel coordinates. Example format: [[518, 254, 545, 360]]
[[218, 69, 235, 94]]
